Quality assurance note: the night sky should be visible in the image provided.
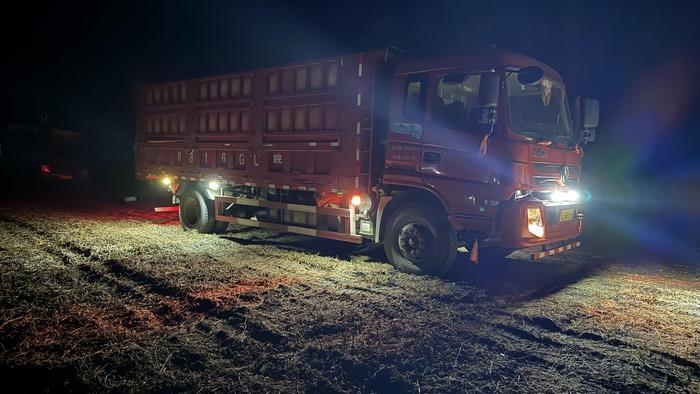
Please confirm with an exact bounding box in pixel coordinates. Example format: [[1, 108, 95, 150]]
[[3, 0, 700, 178]]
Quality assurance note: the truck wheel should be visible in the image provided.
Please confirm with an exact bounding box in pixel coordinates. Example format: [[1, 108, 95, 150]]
[[383, 204, 457, 275], [179, 188, 228, 234]]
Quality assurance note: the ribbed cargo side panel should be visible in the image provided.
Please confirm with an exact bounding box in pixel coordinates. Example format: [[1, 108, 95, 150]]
[[135, 50, 388, 194]]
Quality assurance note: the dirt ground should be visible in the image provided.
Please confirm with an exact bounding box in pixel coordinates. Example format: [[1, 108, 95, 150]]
[[0, 201, 698, 393]]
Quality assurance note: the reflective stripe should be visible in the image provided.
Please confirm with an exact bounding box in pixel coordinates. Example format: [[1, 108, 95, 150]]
[[531, 241, 581, 260]]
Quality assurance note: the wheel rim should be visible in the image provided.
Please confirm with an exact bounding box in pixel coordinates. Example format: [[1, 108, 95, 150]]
[[182, 196, 201, 228], [397, 223, 432, 263]]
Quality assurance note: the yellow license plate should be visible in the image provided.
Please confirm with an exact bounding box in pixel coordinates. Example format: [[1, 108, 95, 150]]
[[559, 208, 574, 222]]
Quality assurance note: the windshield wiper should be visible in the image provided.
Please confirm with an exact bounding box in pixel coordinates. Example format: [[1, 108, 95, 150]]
[[520, 130, 577, 148], [519, 130, 555, 144], [552, 132, 580, 149]]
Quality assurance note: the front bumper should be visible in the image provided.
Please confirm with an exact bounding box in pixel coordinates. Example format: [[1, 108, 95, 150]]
[[531, 240, 581, 260], [498, 198, 583, 249]]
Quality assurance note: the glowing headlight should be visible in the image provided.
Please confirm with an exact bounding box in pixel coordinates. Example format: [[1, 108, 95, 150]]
[[161, 177, 172, 186], [550, 190, 580, 203], [527, 207, 545, 238], [208, 181, 221, 190], [350, 194, 373, 215]]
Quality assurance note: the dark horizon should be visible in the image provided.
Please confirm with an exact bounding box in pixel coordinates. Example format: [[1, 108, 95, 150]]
[[3, 0, 700, 179]]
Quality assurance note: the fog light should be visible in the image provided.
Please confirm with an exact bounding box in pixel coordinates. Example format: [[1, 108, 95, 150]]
[[162, 177, 172, 186], [208, 181, 221, 190], [527, 207, 545, 238]]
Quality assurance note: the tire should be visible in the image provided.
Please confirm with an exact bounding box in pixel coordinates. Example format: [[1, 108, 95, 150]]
[[179, 188, 228, 234], [383, 203, 457, 275]]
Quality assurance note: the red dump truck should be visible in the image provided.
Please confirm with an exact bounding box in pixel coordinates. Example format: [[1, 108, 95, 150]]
[[135, 48, 598, 275]]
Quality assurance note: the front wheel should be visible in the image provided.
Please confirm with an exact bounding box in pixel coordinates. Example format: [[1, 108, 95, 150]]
[[179, 188, 228, 234], [383, 204, 457, 275]]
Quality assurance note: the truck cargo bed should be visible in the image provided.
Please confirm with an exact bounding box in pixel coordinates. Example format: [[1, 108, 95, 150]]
[[135, 49, 391, 195]]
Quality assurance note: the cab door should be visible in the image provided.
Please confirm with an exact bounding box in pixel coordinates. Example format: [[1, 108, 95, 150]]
[[420, 71, 492, 181], [382, 73, 430, 187], [418, 70, 505, 215]]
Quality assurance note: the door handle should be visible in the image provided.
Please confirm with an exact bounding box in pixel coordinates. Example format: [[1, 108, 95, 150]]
[[423, 151, 441, 165]]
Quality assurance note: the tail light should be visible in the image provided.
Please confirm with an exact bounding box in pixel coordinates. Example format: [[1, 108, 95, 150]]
[[41, 164, 51, 174]]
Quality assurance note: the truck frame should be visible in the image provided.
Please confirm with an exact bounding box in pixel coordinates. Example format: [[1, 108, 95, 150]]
[[135, 48, 599, 275]]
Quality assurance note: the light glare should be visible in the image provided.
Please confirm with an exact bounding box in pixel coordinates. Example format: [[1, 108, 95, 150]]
[[208, 181, 221, 190], [161, 177, 172, 186], [551, 190, 580, 202]]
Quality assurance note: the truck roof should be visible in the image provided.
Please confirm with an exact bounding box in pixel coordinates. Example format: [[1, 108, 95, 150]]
[[395, 49, 563, 82], [140, 48, 561, 89]]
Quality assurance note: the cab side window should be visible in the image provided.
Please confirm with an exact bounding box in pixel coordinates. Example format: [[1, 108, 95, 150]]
[[432, 73, 482, 131], [403, 74, 427, 120]]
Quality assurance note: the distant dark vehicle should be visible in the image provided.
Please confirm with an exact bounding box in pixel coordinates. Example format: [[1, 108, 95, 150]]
[[0, 124, 90, 184]]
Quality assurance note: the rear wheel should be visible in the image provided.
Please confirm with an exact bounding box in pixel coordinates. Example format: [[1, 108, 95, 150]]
[[383, 204, 457, 275], [179, 188, 228, 234]]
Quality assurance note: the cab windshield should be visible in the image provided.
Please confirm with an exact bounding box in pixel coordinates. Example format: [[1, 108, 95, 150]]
[[505, 72, 572, 141]]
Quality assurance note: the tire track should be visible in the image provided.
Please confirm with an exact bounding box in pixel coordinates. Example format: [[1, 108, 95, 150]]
[[2, 213, 696, 392], [0, 215, 288, 351], [488, 316, 697, 390], [514, 314, 700, 376], [0, 215, 311, 392]]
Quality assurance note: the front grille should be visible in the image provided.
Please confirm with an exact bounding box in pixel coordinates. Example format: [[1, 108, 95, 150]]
[[533, 163, 579, 176], [532, 163, 579, 186], [533, 176, 579, 186]]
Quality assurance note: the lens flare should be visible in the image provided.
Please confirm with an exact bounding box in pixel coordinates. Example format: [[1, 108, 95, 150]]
[[550, 190, 580, 203]]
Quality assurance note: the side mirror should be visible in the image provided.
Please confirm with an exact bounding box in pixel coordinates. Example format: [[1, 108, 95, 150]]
[[581, 98, 599, 129], [478, 73, 500, 108], [576, 96, 599, 143]]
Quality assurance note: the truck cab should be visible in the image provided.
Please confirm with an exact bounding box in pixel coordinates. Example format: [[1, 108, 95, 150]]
[[377, 50, 598, 273]]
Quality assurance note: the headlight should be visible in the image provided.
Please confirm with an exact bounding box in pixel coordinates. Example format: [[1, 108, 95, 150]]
[[208, 181, 221, 190], [527, 207, 545, 238], [550, 190, 580, 203], [161, 177, 172, 186]]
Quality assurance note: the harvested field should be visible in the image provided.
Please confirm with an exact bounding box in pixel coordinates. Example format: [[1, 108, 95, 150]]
[[0, 201, 698, 393]]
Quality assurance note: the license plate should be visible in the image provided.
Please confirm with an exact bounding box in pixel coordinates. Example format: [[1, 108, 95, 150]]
[[559, 208, 574, 222]]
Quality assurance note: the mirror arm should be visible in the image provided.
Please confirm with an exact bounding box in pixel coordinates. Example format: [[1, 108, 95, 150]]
[[579, 127, 595, 145], [478, 108, 497, 157]]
